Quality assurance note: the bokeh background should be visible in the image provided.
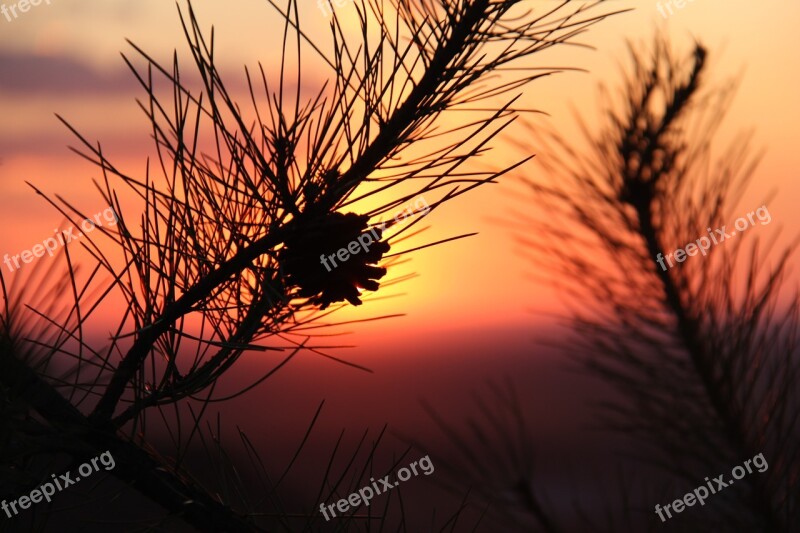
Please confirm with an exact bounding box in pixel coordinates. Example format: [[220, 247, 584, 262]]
[[1, 0, 799, 529]]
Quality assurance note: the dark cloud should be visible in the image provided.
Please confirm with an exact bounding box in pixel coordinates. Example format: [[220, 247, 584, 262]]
[[0, 50, 315, 97], [0, 51, 137, 95]]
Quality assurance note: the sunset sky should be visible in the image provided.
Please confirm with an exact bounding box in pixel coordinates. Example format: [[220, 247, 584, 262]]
[[2, 1, 798, 337], [1, 0, 799, 428], [1, 3, 799, 530]]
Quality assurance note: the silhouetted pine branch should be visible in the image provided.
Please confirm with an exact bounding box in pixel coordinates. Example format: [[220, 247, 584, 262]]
[[49, 0, 623, 430], [1, 0, 622, 530]]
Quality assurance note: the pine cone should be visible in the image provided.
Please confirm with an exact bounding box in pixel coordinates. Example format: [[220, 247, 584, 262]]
[[280, 212, 391, 309]]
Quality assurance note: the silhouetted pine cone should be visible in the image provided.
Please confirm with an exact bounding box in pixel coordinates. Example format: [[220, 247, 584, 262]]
[[279, 212, 391, 309]]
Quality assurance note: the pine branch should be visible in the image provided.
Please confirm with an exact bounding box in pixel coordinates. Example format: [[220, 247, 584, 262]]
[[516, 36, 799, 530]]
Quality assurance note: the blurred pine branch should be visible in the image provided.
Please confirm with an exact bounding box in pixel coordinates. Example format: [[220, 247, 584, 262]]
[[513, 35, 799, 531]]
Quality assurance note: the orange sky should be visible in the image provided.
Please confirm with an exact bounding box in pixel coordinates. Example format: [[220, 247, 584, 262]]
[[1, 0, 799, 348]]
